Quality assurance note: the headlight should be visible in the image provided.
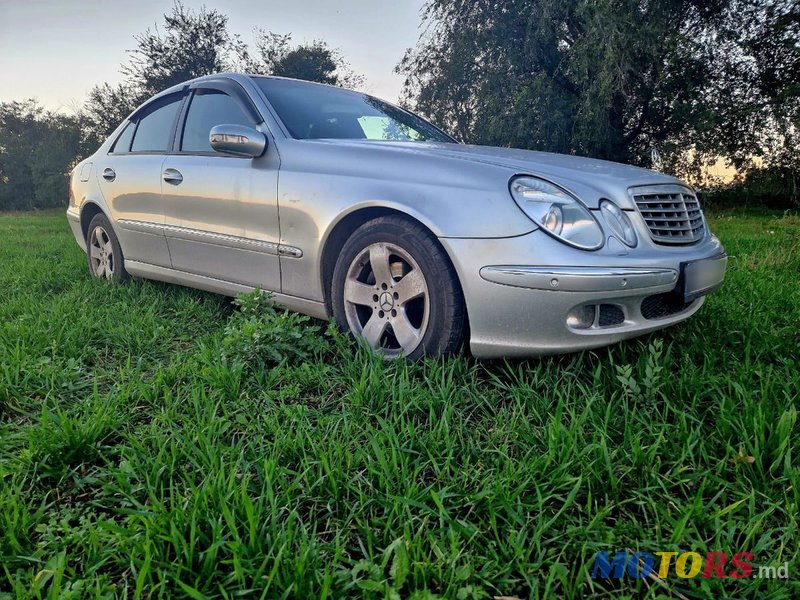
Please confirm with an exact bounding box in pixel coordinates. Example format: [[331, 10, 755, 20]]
[[599, 199, 637, 247], [509, 176, 604, 250]]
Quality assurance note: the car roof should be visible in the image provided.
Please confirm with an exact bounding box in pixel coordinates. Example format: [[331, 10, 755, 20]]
[[153, 72, 350, 99]]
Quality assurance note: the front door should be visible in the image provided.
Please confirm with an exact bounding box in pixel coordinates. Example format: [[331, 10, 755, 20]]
[[160, 85, 281, 290]]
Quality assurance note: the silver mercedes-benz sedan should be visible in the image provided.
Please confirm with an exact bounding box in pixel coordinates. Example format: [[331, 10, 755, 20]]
[[66, 73, 727, 359]]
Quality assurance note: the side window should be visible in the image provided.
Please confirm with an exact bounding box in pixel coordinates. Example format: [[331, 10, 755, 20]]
[[111, 121, 135, 153], [181, 90, 255, 152], [130, 96, 183, 153]]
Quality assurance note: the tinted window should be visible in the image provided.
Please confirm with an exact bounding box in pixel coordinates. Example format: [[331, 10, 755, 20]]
[[111, 121, 135, 153], [181, 90, 255, 152], [130, 96, 182, 152], [253, 77, 455, 143]]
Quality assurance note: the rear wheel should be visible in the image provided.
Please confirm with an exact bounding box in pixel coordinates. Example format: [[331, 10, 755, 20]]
[[86, 213, 128, 282], [332, 216, 466, 360]]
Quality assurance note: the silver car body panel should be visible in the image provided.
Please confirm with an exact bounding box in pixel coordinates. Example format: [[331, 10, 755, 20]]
[[96, 154, 172, 268], [160, 152, 282, 289], [67, 73, 727, 358], [274, 138, 539, 301]]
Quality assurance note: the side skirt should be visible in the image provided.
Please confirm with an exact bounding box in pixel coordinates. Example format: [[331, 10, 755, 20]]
[[125, 260, 329, 320]]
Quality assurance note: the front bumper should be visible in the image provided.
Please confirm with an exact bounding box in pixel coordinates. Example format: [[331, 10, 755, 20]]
[[440, 230, 726, 358]]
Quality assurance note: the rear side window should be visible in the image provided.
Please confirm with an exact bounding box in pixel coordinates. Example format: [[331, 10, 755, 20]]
[[181, 90, 255, 152], [111, 121, 135, 153], [130, 96, 183, 153]]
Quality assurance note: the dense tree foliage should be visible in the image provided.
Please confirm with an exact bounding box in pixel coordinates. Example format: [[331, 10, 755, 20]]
[[0, 101, 85, 210], [250, 31, 364, 88], [124, 4, 250, 96], [398, 0, 799, 193]]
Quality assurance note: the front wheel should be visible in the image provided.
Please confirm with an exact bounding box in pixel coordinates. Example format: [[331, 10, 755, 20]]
[[86, 213, 128, 282], [331, 216, 466, 360]]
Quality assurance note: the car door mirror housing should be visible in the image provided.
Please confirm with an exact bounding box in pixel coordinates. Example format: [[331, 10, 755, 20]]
[[209, 124, 267, 157]]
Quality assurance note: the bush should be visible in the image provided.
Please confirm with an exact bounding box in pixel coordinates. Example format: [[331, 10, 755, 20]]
[[220, 290, 330, 369], [700, 166, 799, 211], [0, 101, 87, 211]]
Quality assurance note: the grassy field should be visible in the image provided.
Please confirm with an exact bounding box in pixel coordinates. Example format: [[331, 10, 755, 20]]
[[0, 209, 798, 599]]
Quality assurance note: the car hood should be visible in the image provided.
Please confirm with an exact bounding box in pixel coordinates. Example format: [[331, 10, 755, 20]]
[[325, 140, 688, 209]]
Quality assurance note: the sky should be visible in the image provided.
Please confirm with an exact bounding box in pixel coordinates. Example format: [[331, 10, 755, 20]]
[[0, 0, 429, 113]]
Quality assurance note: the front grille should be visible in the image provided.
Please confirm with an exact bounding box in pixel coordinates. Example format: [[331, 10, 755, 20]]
[[598, 304, 625, 327], [641, 293, 694, 320], [632, 186, 704, 244]]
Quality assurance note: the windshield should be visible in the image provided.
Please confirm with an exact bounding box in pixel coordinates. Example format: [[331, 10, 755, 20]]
[[253, 77, 456, 143]]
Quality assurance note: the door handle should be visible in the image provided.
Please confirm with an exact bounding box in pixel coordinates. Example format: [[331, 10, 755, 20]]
[[102, 168, 116, 182], [162, 168, 183, 185]]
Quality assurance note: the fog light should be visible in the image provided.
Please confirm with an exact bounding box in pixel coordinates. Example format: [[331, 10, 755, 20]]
[[567, 305, 596, 329]]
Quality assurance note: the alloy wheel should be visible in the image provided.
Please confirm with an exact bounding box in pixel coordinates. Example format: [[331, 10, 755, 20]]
[[89, 225, 115, 279], [343, 242, 430, 358]]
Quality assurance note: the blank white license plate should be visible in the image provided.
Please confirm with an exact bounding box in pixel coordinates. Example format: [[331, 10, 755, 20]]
[[681, 254, 728, 301]]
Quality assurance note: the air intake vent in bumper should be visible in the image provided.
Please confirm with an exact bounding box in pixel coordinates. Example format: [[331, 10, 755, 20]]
[[598, 304, 625, 327], [641, 293, 694, 320]]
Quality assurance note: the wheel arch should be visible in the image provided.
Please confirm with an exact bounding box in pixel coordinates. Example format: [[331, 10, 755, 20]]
[[79, 202, 108, 242], [319, 206, 466, 322]]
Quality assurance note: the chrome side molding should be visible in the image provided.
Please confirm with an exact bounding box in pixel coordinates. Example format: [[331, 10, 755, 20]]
[[480, 265, 679, 292], [117, 219, 302, 258]]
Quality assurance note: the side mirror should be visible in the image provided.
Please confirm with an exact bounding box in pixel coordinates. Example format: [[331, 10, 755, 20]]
[[209, 124, 267, 157]]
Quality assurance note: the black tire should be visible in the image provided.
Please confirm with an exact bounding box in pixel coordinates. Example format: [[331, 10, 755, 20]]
[[331, 215, 466, 360], [86, 213, 128, 282]]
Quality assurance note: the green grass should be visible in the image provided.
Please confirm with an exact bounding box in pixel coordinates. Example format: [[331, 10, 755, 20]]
[[0, 209, 798, 599]]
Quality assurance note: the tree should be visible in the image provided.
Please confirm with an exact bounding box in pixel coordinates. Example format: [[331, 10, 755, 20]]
[[250, 31, 364, 88], [82, 3, 363, 142], [398, 0, 800, 190], [740, 1, 800, 205], [0, 101, 84, 210], [121, 2, 250, 96], [82, 83, 141, 148], [83, 2, 249, 141]]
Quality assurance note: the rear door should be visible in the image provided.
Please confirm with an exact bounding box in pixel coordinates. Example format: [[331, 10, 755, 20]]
[[97, 93, 185, 268], [160, 81, 281, 289]]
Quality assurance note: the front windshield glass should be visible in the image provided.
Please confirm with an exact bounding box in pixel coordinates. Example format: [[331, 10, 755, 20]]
[[254, 77, 455, 143]]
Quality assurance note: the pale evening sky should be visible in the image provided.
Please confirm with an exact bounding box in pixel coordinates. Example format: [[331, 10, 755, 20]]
[[0, 0, 429, 113]]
